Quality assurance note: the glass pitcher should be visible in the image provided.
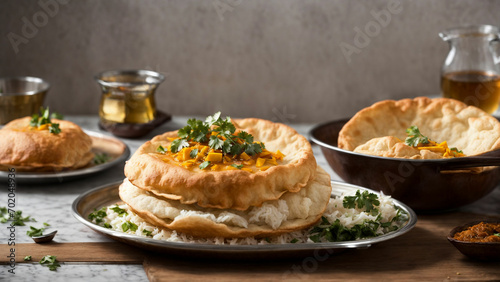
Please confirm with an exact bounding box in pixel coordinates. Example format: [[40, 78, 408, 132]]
[[440, 25, 500, 114]]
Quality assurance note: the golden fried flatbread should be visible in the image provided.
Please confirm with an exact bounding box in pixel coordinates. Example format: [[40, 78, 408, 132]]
[[0, 117, 94, 171], [119, 167, 332, 238], [124, 118, 317, 211], [338, 97, 500, 157]]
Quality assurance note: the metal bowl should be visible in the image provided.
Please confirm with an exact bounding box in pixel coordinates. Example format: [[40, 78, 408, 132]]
[[309, 119, 500, 212], [447, 220, 500, 260], [0, 76, 50, 124]]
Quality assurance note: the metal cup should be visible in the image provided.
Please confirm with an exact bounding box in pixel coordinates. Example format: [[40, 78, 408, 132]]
[[0, 77, 50, 125]]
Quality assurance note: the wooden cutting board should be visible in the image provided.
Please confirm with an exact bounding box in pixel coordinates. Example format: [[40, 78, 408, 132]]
[[2, 212, 500, 281]]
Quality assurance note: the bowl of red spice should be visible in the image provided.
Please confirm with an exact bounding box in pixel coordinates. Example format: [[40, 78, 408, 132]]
[[447, 220, 500, 260]]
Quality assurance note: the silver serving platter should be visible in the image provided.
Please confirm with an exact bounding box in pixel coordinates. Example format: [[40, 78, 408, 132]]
[[72, 180, 417, 259], [0, 130, 130, 184]]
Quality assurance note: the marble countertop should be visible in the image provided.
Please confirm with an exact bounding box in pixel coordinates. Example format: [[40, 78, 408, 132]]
[[1, 116, 499, 281]]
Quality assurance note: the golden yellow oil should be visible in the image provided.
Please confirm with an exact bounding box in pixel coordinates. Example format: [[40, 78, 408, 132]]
[[99, 90, 156, 124]]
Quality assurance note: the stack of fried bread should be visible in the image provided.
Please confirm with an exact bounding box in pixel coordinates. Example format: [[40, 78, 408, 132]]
[[120, 114, 332, 238], [0, 109, 94, 172]]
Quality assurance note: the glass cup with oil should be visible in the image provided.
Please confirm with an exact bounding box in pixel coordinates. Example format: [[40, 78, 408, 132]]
[[95, 70, 167, 138], [440, 25, 500, 114]]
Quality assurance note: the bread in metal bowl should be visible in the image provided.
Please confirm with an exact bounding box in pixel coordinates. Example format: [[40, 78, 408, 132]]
[[124, 118, 317, 211], [338, 97, 500, 159], [0, 117, 94, 171]]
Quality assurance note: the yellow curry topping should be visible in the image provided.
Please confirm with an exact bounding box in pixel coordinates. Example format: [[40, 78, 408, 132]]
[[155, 112, 285, 172], [404, 126, 464, 158]]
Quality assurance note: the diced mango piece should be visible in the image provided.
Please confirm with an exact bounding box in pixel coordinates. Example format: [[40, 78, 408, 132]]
[[274, 150, 285, 160], [241, 167, 253, 173], [267, 157, 278, 166], [181, 147, 192, 161], [206, 152, 222, 162], [259, 151, 272, 158], [243, 159, 255, 166], [224, 156, 232, 162], [38, 124, 49, 130], [225, 165, 238, 170], [167, 137, 177, 141], [256, 158, 266, 167], [240, 152, 251, 160], [211, 164, 220, 171], [200, 146, 210, 155], [259, 166, 270, 171]]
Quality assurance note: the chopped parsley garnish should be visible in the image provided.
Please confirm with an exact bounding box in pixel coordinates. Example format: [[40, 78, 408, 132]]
[[343, 190, 380, 215], [404, 126, 429, 147], [494, 233, 500, 237], [122, 221, 138, 232], [142, 229, 153, 236], [24, 256, 32, 261], [103, 223, 112, 229], [48, 123, 61, 134], [26, 226, 45, 237], [93, 153, 111, 165], [190, 148, 199, 159], [43, 222, 50, 227], [230, 164, 243, 169], [30, 107, 62, 135], [110, 205, 128, 217], [290, 238, 299, 244], [308, 190, 408, 243], [450, 147, 463, 154], [88, 207, 107, 225], [171, 112, 265, 156], [0, 208, 36, 226], [157, 145, 167, 154], [39, 255, 61, 271], [199, 161, 211, 170]]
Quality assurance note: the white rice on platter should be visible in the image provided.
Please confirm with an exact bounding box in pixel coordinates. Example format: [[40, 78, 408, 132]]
[[95, 190, 407, 245]]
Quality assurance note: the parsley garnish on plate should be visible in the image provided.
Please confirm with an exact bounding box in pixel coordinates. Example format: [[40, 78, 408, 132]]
[[122, 221, 138, 232], [343, 190, 380, 215], [142, 229, 153, 236], [230, 164, 243, 169], [29, 107, 63, 135], [110, 205, 128, 217], [171, 112, 265, 156], [24, 256, 32, 261], [88, 207, 107, 225], [494, 233, 500, 237], [93, 153, 111, 165], [404, 126, 429, 147], [39, 255, 61, 271]]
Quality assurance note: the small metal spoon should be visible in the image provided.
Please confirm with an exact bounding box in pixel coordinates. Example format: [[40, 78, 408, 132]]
[[32, 230, 57, 243]]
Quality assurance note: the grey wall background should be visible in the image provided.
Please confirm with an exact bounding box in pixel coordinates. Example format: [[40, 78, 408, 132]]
[[1, 0, 499, 123]]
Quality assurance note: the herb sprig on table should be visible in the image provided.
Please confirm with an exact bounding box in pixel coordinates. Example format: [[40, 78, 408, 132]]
[[0, 207, 36, 226], [169, 112, 265, 156], [39, 255, 61, 271], [29, 107, 63, 135]]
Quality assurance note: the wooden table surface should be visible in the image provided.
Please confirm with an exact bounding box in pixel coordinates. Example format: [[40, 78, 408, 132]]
[[3, 212, 499, 281]]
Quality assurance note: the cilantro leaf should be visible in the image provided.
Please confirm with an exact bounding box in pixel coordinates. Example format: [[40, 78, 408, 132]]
[[190, 148, 199, 159], [26, 226, 45, 237], [343, 190, 380, 214], [199, 161, 211, 170], [93, 153, 110, 165], [494, 233, 500, 237], [88, 207, 107, 225], [405, 126, 429, 147], [170, 139, 190, 153], [244, 142, 263, 156], [110, 205, 128, 217], [11, 210, 35, 226], [48, 123, 61, 134], [40, 255, 61, 271], [177, 125, 191, 138], [208, 135, 224, 150], [122, 221, 138, 232], [24, 256, 32, 261], [157, 145, 167, 154], [237, 131, 253, 143], [230, 164, 243, 169], [143, 229, 153, 236], [205, 112, 221, 127], [290, 238, 299, 243]]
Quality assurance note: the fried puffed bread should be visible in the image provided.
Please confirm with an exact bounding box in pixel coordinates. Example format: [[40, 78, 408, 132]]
[[125, 118, 317, 211], [0, 117, 94, 171]]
